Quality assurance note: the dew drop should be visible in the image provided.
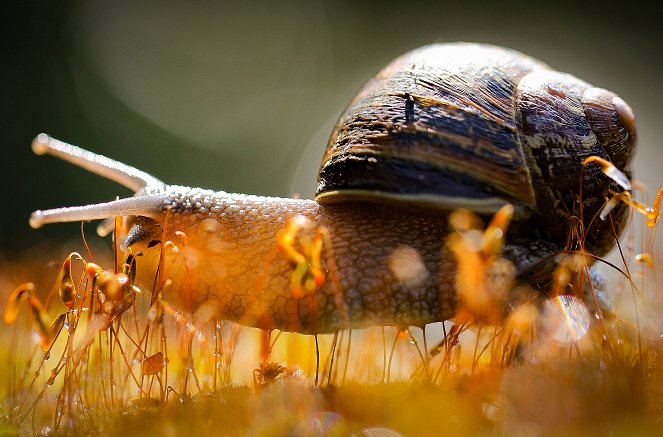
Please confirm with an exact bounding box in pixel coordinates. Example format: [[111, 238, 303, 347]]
[[542, 295, 591, 343]]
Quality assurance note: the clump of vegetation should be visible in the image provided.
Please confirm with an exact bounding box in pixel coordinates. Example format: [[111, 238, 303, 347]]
[[1, 182, 662, 436]]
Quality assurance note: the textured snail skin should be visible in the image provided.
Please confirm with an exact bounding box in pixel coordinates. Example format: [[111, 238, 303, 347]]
[[125, 187, 457, 334]]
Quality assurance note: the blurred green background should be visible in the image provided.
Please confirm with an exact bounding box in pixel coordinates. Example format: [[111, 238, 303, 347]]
[[2, 0, 662, 255]]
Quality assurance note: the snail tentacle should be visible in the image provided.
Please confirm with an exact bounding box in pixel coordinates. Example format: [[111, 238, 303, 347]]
[[32, 133, 165, 193], [29, 195, 164, 231]]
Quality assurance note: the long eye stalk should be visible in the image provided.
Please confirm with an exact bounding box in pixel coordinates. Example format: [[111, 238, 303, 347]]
[[29, 134, 167, 236], [29, 196, 165, 230], [32, 133, 165, 192]]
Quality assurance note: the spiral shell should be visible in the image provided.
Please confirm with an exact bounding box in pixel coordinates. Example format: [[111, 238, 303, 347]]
[[316, 42, 636, 255]]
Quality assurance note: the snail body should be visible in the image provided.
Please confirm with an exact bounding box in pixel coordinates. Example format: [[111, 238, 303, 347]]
[[30, 43, 636, 334]]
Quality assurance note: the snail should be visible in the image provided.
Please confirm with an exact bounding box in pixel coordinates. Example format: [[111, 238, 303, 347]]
[[29, 42, 636, 334]]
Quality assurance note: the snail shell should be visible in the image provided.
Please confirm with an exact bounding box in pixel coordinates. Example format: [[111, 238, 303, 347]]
[[318, 43, 635, 257], [29, 43, 636, 333]]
